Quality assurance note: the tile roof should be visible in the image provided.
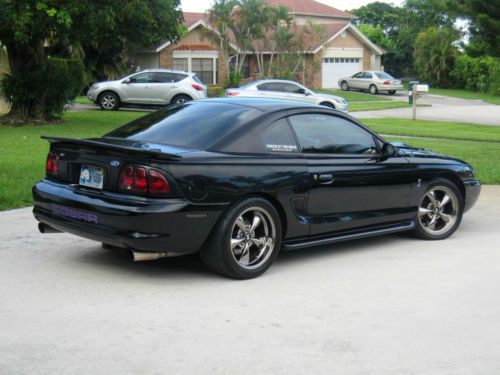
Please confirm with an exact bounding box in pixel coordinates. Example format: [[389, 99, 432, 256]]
[[263, 0, 357, 19], [173, 44, 217, 51]]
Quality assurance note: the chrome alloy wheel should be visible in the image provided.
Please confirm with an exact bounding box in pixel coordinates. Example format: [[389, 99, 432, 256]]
[[101, 95, 116, 109], [230, 207, 276, 270], [418, 186, 459, 236]]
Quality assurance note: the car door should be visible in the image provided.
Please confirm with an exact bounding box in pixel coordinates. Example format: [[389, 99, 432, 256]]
[[360, 72, 373, 90], [149, 72, 184, 105], [287, 112, 414, 236], [122, 72, 154, 104], [348, 72, 365, 89], [281, 82, 317, 105]]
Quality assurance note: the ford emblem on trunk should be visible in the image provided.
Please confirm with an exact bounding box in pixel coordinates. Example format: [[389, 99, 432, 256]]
[[110, 160, 120, 167]]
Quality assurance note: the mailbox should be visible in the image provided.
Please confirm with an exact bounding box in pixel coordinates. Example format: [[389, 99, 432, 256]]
[[416, 84, 429, 92]]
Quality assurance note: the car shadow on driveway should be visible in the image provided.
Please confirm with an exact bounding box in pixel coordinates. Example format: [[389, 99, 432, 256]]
[[68, 232, 418, 280]]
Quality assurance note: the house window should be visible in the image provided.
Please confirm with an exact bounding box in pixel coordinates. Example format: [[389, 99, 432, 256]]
[[173, 58, 188, 72], [192, 58, 214, 85]]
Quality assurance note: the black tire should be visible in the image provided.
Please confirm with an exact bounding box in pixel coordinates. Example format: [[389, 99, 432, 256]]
[[369, 85, 378, 95], [200, 197, 282, 279], [388, 90, 396, 95], [99, 91, 120, 110], [320, 102, 335, 109], [340, 81, 350, 91], [412, 178, 464, 240], [171, 94, 192, 105]]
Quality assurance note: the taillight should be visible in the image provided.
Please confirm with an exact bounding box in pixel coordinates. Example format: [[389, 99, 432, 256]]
[[192, 84, 204, 91], [46, 152, 59, 176], [119, 166, 170, 195], [227, 91, 239, 96], [149, 170, 170, 193], [383, 81, 391, 85]]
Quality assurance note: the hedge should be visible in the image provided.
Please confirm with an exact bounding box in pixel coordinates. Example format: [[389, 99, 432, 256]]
[[451, 55, 500, 95]]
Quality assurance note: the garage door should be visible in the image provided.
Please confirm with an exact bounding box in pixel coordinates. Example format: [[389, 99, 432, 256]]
[[322, 58, 362, 89]]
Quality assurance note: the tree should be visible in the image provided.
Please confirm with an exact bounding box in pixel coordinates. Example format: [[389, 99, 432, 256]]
[[447, 0, 500, 57], [414, 26, 459, 87], [0, 0, 183, 123]]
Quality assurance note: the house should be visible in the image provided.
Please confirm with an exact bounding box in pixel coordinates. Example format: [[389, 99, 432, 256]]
[[130, 0, 384, 89], [0, 45, 9, 113]]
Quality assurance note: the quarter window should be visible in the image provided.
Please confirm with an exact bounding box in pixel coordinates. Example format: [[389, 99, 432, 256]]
[[261, 119, 298, 153], [289, 114, 377, 154]]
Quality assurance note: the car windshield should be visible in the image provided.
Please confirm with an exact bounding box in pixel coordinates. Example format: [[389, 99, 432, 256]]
[[104, 102, 260, 149], [375, 72, 395, 80]]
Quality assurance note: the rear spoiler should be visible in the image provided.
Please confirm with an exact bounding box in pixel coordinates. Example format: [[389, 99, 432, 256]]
[[41, 136, 182, 161]]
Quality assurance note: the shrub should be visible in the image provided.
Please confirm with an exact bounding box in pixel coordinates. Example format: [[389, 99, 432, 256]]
[[224, 71, 243, 89], [451, 55, 500, 94], [207, 85, 224, 98], [0, 57, 84, 121]]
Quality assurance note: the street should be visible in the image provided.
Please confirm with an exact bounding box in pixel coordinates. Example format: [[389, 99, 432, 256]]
[[1, 186, 500, 374]]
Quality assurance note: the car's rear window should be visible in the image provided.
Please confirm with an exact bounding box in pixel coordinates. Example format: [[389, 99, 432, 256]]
[[192, 75, 204, 85], [104, 102, 260, 149], [375, 72, 395, 80]]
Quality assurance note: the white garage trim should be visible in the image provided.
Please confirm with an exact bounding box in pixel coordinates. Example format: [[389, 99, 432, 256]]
[[323, 48, 363, 58]]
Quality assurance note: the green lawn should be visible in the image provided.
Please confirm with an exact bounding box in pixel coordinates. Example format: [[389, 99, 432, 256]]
[[362, 118, 500, 142], [386, 137, 500, 185], [73, 96, 93, 105], [317, 89, 388, 102], [0, 111, 145, 210], [349, 101, 430, 112]]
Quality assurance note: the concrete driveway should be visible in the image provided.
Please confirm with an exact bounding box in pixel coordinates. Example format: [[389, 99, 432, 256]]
[[1, 186, 500, 374], [353, 93, 500, 126]]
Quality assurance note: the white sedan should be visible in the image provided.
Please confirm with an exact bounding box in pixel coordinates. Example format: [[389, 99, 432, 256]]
[[338, 71, 403, 95], [226, 79, 349, 113]]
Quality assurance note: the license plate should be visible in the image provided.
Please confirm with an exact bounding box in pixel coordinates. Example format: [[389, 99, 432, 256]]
[[79, 165, 104, 189]]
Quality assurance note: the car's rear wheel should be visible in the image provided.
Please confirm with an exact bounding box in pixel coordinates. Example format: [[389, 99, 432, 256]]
[[320, 102, 335, 109], [341, 81, 349, 91], [171, 94, 192, 105], [389, 90, 396, 95], [412, 178, 463, 240], [369, 85, 378, 95], [99, 91, 120, 110], [201, 197, 282, 279]]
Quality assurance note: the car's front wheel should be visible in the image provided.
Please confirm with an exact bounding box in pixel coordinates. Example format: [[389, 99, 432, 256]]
[[99, 91, 120, 110], [412, 178, 463, 240], [201, 197, 282, 279]]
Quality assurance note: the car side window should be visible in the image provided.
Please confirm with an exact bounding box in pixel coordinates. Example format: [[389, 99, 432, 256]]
[[281, 83, 303, 94], [130, 73, 154, 83], [257, 83, 283, 92], [154, 73, 177, 83], [261, 119, 298, 153], [288, 114, 377, 155], [363, 72, 373, 79], [353, 72, 364, 78]]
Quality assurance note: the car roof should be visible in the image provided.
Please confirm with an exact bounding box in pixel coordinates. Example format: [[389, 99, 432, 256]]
[[138, 68, 191, 75], [246, 79, 304, 86], [199, 97, 320, 112]]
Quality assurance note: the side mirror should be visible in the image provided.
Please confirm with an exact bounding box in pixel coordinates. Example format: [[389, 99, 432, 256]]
[[382, 143, 397, 158], [122, 79, 131, 84]]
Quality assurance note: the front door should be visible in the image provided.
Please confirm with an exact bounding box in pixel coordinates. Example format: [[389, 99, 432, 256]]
[[288, 113, 414, 235], [122, 72, 154, 104]]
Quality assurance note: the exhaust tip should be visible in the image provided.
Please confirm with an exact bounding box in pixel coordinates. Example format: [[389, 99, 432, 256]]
[[38, 223, 61, 234], [132, 251, 168, 262]]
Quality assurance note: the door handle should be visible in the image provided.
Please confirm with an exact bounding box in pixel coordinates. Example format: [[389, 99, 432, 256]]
[[318, 174, 334, 184]]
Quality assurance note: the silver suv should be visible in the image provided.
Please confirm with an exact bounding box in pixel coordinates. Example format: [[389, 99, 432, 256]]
[[87, 69, 207, 110], [226, 79, 348, 112]]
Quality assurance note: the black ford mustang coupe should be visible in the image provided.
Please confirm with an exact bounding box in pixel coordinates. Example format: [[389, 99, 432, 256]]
[[33, 98, 480, 279]]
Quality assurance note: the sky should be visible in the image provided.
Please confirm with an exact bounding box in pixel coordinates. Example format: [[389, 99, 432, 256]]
[[181, 0, 404, 13]]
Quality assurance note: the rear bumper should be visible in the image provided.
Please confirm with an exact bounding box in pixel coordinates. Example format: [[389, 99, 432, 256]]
[[33, 180, 225, 254], [463, 179, 481, 212], [379, 84, 404, 91]]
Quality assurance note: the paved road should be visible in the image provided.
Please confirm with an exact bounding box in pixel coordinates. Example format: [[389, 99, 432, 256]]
[[354, 93, 500, 126], [2, 187, 500, 374]]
